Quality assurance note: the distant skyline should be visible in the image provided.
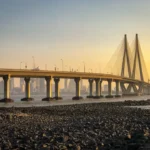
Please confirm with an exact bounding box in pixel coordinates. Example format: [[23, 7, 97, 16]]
[[0, 0, 150, 87]]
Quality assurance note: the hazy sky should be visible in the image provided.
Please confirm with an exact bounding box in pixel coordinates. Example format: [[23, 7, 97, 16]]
[[0, 0, 150, 76]]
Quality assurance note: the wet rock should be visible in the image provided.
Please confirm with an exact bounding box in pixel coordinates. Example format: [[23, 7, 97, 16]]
[[0, 101, 150, 149], [0, 98, 14, 103], [21, 97, 34, 101], [72, 96, 83, 100]]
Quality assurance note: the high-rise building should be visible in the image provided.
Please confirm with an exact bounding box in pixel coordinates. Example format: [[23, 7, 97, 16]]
[[35, 78, 40, 92], [21, 84, 25, 93], [30, 78, 36, 93], [68, 79, 75, 92], [10, 78, 15, 92], [20, 78, 24, 87], [0, 80, 3, 94], [81, 79, 83, 90], [87, 81, 96, 93], [103, 84, 108, 92], [39, 78, 45, 93], [64, 79, 68, 91], [52, 84, 55, 93], [20, 78, 25, 93], [30, 79, 35, 93]]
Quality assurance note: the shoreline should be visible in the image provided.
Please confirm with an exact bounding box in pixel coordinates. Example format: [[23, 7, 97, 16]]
[[0, 102, 150, 149], [0, 98, 150, 108]]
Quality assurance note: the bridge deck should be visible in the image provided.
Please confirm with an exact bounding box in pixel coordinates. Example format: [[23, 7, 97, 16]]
[[0, 68, 148, 85]]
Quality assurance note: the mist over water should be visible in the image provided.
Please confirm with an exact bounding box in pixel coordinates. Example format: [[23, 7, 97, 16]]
[[1, 94, 150, 108]]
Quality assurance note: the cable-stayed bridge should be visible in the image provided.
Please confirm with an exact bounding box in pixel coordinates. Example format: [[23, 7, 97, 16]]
[[104, 34, 149, 96], [0, 34, 149, 102]]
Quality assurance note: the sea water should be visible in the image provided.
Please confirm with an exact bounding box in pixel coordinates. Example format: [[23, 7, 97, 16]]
[[0, 94, 150, 108]]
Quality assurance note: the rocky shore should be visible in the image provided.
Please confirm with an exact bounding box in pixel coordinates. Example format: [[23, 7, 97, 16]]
[[0, 101, 150, 149]]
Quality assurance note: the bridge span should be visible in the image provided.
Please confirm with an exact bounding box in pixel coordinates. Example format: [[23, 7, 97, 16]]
[[0, 68, 149, 102], [0, 34, 150, 102]]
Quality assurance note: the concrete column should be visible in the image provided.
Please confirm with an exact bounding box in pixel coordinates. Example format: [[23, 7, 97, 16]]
[[0, 75, 14, 102], [3, 75, 10, 99], [145, 87, 148, 95], [89, 79, 93, 96], [95, 78, 100, 97], [100, 80, 102, 96], [116, 80, 120, 95], [143, 86, 147, 95], [24, 77, 30, 98], [21, 77, 33, 101], [75, 78, 80, 97], [46, 77, 52, 97], [54, 78, 60, 98], [105, 79, 113, 98], [42, 76, 54, 101], [127, 84, 132, 93], [108, 79, 112, 96], [139, 83, 143, 95], [72, 78, 83, 100]]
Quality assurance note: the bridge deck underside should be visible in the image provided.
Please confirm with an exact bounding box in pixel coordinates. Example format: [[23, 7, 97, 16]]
[[0, 69, 148, 86]]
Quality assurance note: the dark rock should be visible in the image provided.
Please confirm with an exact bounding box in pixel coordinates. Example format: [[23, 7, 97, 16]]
[[42, 97, 54, 101], [86, 95, 94, 98], [105, 95, 114, 98], [21, 97, 34, 101], [115, 95, 121, 98], [0, 98, 14, 103], [93, 96, 103, 99], [53, 97, 63, 100], [72, 96, 83, 100]]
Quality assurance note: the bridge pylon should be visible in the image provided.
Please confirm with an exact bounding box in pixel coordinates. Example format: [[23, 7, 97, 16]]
[[131, 34, 150, 95], [121, 34, 149, 96], [120, 34, 133, 96], [121, 34, 132, 78], [132, 34, 144, 81]]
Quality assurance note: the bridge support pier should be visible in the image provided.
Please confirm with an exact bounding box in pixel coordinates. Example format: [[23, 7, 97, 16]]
[[106, 79, 113, 98], [143, 86, 148, 95], [99, 80, 104, 98], [93, 79, 101, 99], [72, 78, 83, 100], [0, 75, 14, 102], [21, 77, 34, 101], [115, 80, 121, 97], [87, 79, 94, 98], [53, 78, 62, 100], [148, 86, 150, 95], [42, 77, 54, 101], [133, 83, 143, 96], [121, 82, 144, 96], [121, 82, 132, 96]]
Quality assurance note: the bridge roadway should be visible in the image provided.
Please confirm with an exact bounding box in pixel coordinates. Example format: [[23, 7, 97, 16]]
[[0, 68, 149, 102], [0, 68, 148, 85]]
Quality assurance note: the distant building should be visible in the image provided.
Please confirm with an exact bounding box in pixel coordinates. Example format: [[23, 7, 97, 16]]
[[103, 84, 108, 92], [64, 79, 68, 89], [87, 81, 96, 92], [10, 78, 15, 92], [68, 79, 75, 92], [30, 78, 36, 93], [20, 78, 24, 87], [0, 80, 3, 94], [52, 84, 55, 93], [20, 78, 25, 93], [81, 79, 83, 89], [39, 78, 45, 93], [21, 84, 25, 93], [35, 78, 40, 92]]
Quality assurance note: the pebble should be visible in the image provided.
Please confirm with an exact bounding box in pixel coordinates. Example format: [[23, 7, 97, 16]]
[[0, 100, 150, 149]]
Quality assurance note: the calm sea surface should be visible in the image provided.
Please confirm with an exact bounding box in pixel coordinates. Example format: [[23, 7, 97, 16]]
[[0, 94, 150, 108]]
